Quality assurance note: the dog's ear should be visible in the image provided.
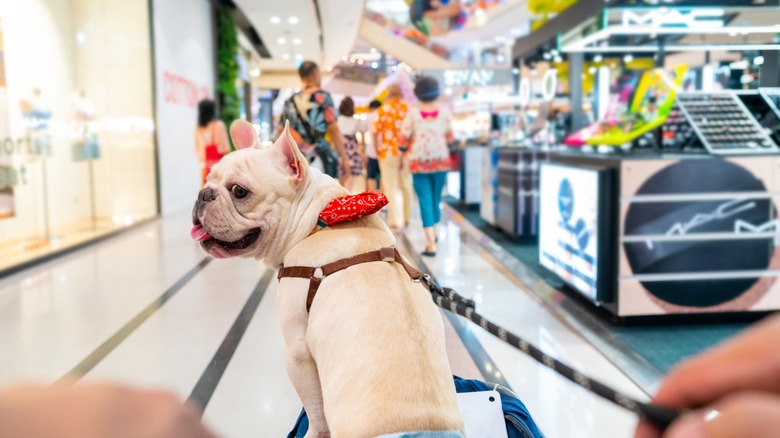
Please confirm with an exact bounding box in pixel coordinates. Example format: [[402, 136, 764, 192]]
[[230, 120, 259, 150], [272, 121, 307, 182]]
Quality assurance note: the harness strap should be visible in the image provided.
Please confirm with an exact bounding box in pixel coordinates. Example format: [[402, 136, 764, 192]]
[[277, 247, 422, 312]]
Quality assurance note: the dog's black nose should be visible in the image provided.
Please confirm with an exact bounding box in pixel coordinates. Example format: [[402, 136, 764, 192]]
[[199, 187, 216, 203]]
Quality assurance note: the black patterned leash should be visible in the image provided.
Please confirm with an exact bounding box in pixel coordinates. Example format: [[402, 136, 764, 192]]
[[419, 274, 681, 430]]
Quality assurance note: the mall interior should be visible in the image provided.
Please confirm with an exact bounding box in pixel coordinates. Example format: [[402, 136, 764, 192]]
[[1, 0, 780, 437]]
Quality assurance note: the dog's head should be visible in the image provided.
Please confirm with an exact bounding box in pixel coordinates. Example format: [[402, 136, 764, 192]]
[[191, 120, 309, 260]]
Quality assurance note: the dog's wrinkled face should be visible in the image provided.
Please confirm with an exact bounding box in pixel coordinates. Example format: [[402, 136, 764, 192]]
[[191, 121, 308, 260]]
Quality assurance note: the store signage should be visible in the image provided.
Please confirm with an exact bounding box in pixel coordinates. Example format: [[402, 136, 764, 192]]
[[163, 71, 211, 108], [621, 9, 724, 28], [426, 68, 513, 88]]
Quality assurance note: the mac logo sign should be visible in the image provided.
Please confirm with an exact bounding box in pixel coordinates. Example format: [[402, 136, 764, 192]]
[[621, 9, 724, 29]]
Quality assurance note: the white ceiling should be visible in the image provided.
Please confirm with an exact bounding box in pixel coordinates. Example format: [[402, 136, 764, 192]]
[[234, 0, 364, 72]]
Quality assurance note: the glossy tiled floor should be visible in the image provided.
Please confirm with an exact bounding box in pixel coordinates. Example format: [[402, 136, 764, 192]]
[[0, 208, 649, 437]]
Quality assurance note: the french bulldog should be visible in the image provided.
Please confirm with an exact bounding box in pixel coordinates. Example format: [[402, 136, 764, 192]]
[[191, 120, 464, 437]]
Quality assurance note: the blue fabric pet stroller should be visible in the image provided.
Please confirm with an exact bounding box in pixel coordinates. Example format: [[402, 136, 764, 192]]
[[287, 375, 544, 438]]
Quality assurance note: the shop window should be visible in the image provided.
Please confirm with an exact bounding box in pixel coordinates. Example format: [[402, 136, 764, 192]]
[[0, 0, 157, 272]]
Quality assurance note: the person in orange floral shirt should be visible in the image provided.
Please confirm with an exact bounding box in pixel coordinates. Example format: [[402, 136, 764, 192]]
[[373, 84, 413, 231]]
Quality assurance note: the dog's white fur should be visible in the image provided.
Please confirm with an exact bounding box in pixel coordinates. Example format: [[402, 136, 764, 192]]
[[194, 121, 463, 437]]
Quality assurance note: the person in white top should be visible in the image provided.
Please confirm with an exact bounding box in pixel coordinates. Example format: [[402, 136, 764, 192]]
[[336, 97, 364, 192], [364, 100, 382, 191]]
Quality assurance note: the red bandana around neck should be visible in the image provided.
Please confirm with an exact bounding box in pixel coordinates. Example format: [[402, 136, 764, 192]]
[[317, 191, 388, 227]]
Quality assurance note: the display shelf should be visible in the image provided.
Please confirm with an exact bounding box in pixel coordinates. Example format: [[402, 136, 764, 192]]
[[676, 92, 778, 155], [661, 104, 700, 150]]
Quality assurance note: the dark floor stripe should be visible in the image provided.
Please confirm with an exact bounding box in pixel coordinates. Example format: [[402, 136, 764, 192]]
[[399, 233, 513, 390], [188, 269, 274, 414], [56, 257, 212, 384]]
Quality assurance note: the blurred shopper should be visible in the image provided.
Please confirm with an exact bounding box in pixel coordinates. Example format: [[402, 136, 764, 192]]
[[635, 314, 780, 438], [280, 61, 349, 179], [337, 97, 363, 191], [365, 99, 382, 192], [0, 382, 218, 438], [402, 76, 452, 257], [374, 84, 413, 231], [195, 99, 231, 186]]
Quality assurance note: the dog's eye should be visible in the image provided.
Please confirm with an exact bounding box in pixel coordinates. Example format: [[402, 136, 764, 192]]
[[231, 185, 248, 199]]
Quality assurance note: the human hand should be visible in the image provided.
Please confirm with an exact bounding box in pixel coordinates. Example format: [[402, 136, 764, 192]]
[[635, 315, 780, 438], [0, 382, 219, 438]]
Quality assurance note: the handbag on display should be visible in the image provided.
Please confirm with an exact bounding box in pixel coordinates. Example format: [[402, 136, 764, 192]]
[[71, 133, 101, 162]]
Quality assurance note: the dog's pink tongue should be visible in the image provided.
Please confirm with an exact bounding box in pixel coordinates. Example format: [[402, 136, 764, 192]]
[[190, 225, 212, 242]]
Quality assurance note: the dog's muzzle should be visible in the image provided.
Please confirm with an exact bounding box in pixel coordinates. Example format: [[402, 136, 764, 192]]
[[192, 187, 217, 225]]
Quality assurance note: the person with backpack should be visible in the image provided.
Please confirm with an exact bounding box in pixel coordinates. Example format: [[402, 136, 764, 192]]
[[280, 61, 349, 179]]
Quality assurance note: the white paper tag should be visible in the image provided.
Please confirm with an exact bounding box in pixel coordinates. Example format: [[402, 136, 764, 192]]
[[456, 390, 508, 438]]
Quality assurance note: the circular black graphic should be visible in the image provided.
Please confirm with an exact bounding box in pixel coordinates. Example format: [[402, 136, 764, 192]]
[[624, 160, 774, 308]]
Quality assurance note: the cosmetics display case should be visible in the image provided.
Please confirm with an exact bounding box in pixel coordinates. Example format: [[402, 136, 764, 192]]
[[542, 151, 780, 320], [534, 90, 780, 320], [497, 149, 548, 238]]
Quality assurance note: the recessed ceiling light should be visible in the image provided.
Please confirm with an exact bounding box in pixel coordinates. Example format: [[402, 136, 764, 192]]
[[623, 54, 634, 63], [270, 16, 280, 24], [370, 47, 377, 54], [292, 38, 302, 45], [295, 54, 303, 61], [277, 37, 287, 44], [249, 67, 261, 77], [288, 16, 299, 24], [371, 61, 378, 68], [358, 59, 364, 65], [594, 54, 603, 63], [282, 53, 290, 60]]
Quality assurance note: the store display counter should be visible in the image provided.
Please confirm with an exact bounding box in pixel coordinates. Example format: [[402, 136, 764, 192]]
[[540, 150, 780, 320], [497, 149, 547, 238]]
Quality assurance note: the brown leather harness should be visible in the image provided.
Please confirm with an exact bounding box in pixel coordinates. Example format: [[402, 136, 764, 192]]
[[277, 247, 423, 312]]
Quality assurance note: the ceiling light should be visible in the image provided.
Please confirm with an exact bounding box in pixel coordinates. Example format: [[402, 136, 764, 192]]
[[342, 56, 348, 62], [248, 67, 261, 77], [754, 55, 765, 66], [292, 38, 302, 45], [594, 54, 603, 63], [350, 57, 356, 63], [370, 47, 377, 54], [391, 65, 397, 71], [623, 54, 634, 63], [371, 61, 378, 69], [270, 16, 281, 24], [282, 53, 290, 60], [288, 16, 299, 24], [277, 37, 287, 45], [588, 66, 597, 74], [358, 59, 364, 65], [295, 54, 303, 61]]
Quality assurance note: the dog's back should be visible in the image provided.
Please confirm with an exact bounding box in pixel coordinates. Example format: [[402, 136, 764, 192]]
[[283, 218, 464, 437]]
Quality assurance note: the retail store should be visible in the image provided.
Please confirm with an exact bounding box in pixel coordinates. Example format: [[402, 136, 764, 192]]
[[0, 0, 157, 273]]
